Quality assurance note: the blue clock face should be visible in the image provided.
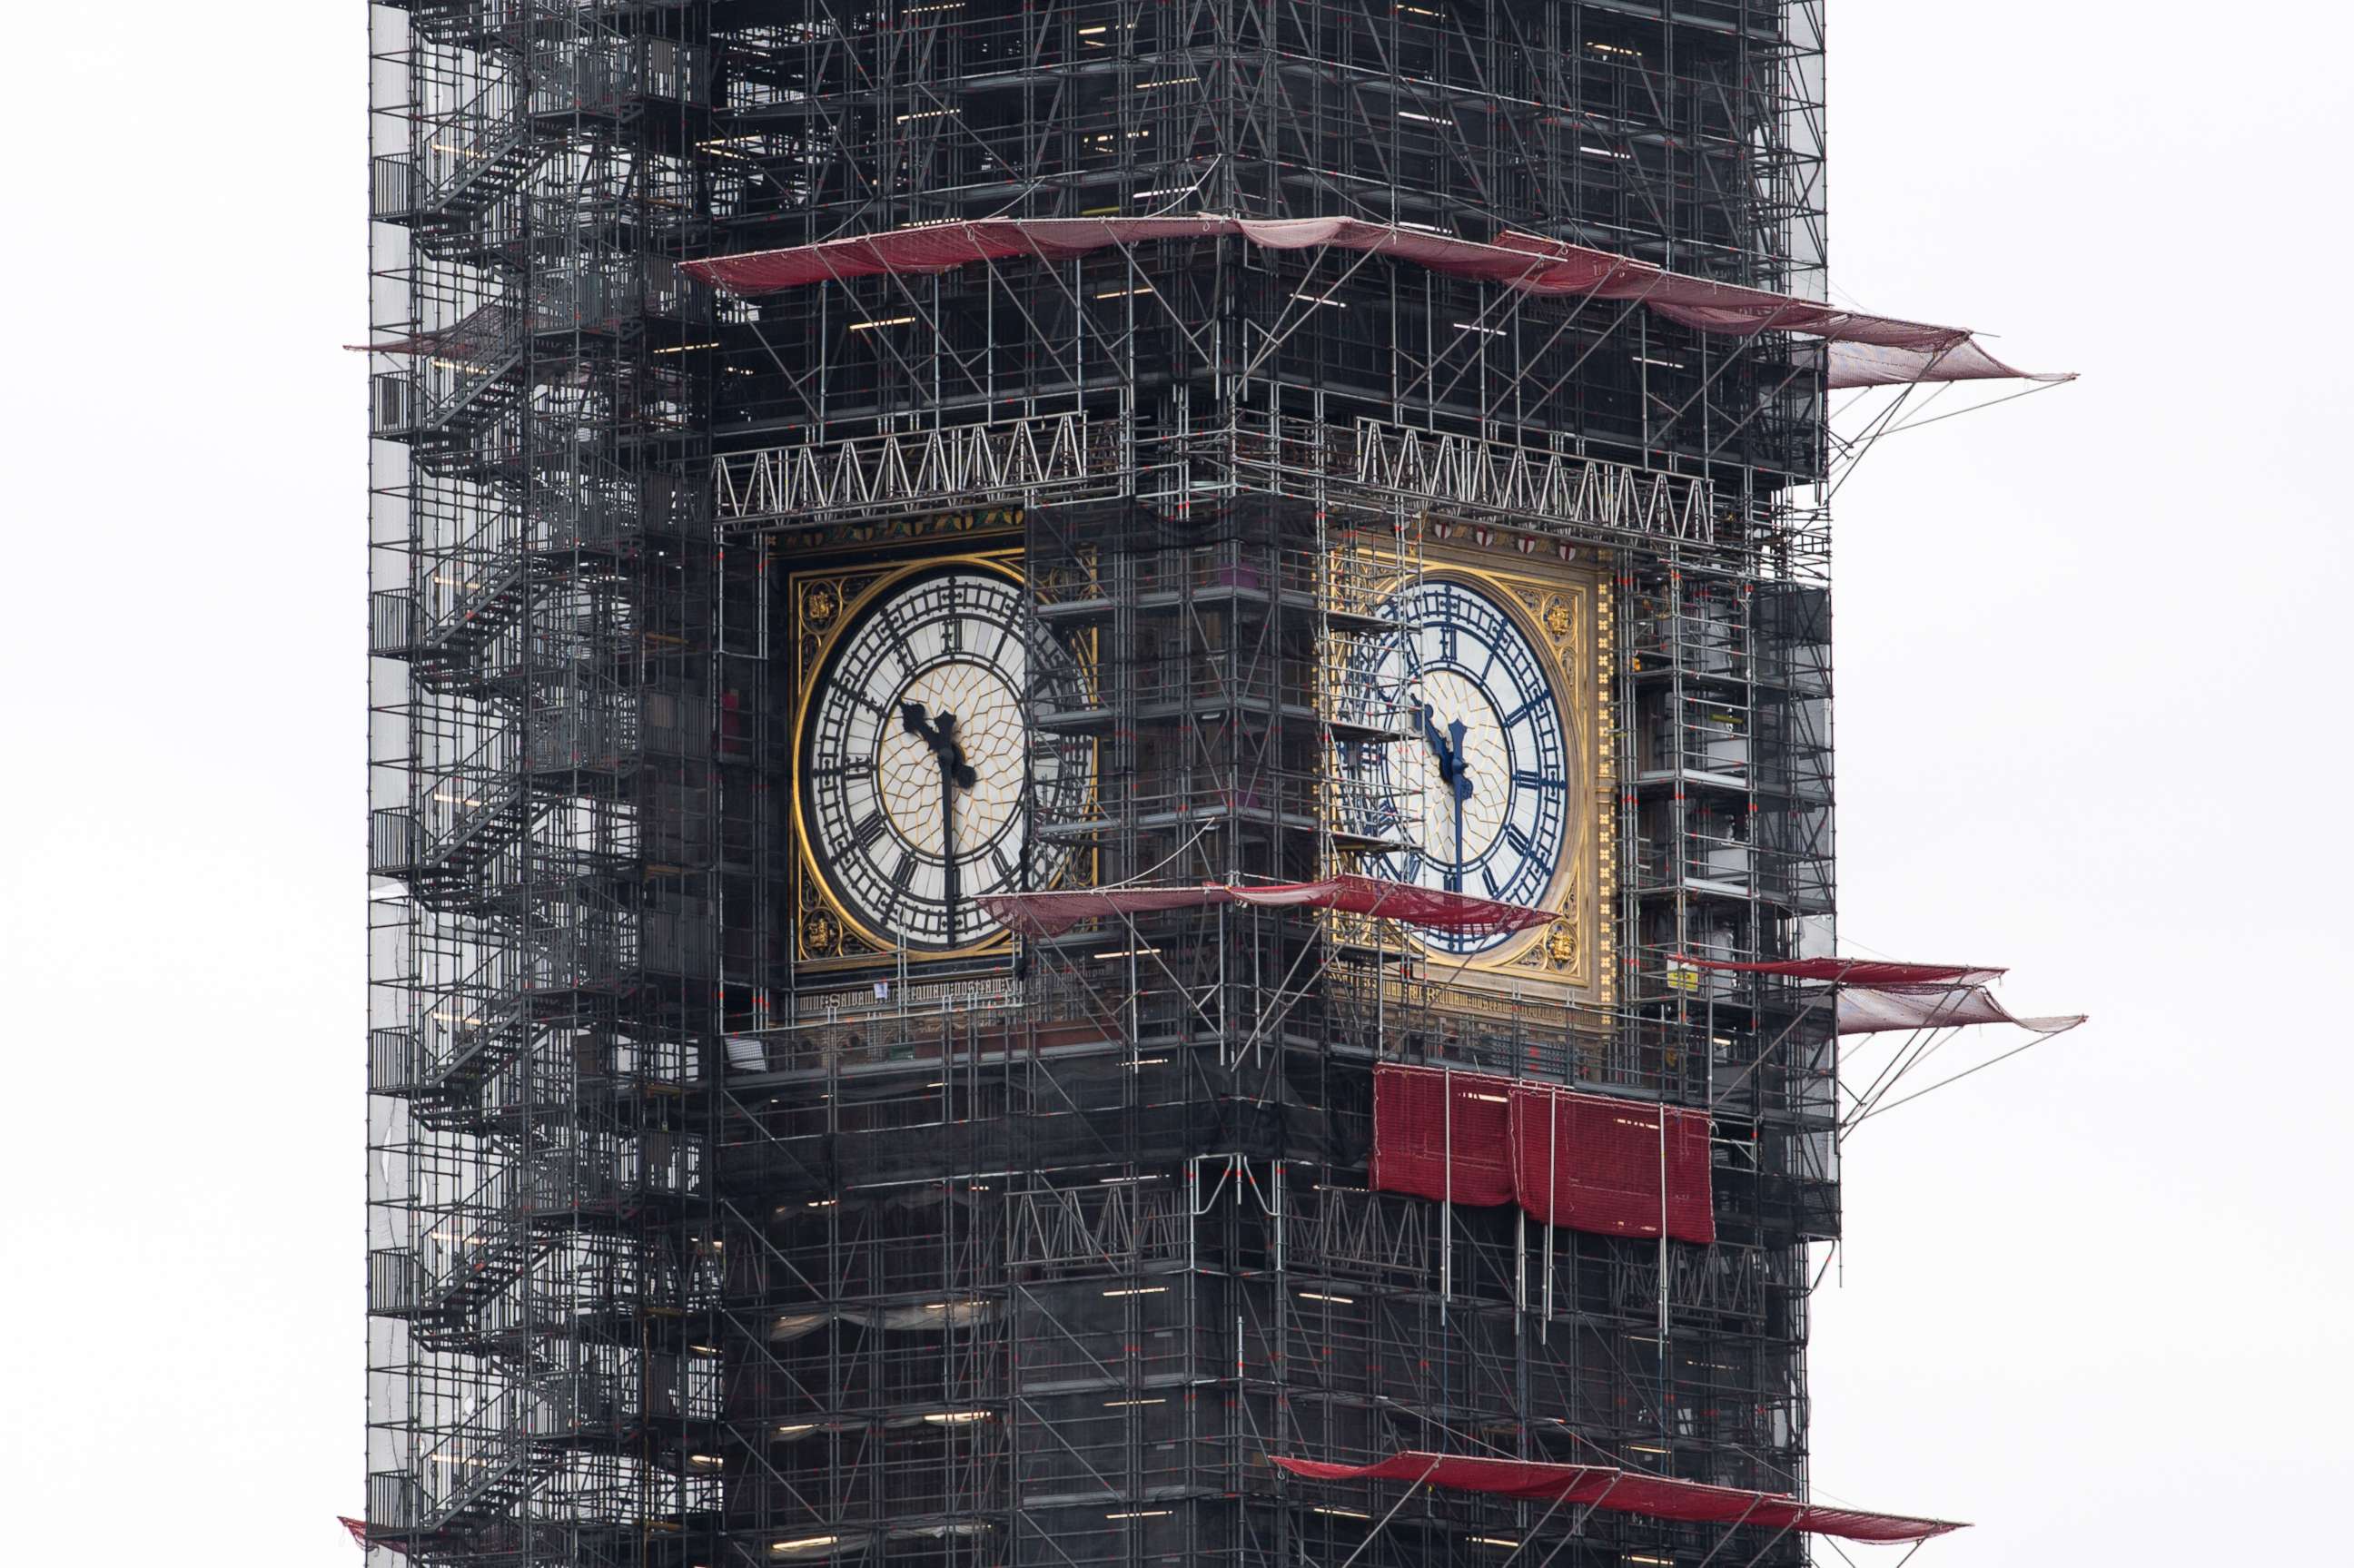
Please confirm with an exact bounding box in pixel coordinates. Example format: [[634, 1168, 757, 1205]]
[[1338, 577, 1572, 954]]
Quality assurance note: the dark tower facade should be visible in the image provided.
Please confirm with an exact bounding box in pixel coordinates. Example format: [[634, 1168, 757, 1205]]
[[367, 5, 1839, 1568]]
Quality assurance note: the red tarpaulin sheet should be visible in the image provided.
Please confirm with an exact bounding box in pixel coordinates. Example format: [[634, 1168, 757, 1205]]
[[1367, 1066, 1517, 1206], [1370, 1065, 1713, 1244], [1511, 1083, 1715, 1244], [1271, 1452, 1965, 1545], [678, 216, 2064, 389], [978, 875, 1555, 939]]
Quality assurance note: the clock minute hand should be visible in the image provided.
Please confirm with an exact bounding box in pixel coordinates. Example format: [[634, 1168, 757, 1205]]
[[1418, 704, 1474, 892], [938, 746, 960, 949], [905, 704, 981, 944]]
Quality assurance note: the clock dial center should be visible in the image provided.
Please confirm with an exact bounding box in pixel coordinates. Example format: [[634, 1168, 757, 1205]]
[[878, 659, 1023, 853], [1412, 667, 1512, 867]]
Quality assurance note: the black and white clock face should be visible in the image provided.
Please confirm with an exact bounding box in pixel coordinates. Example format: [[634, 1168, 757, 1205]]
[[801, 567, 1088, 952], [1338, 577, 1571, 954]]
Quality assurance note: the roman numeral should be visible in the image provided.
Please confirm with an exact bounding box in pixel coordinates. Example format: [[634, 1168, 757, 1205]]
[[1511, 768, 1565, 792], [1500, 694, 1552, 727], [853, 812, 886, 851]]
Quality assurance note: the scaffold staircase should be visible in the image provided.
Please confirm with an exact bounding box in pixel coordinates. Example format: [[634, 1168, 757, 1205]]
[[412, 1386, 568, 1537], [410, 77, 539, 232], [413, 549, 537, 669]]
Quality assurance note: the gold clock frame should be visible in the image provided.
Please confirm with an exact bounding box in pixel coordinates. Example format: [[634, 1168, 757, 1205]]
[[787, 548, 1093, 969], [1345, 547, 1614, 1001]]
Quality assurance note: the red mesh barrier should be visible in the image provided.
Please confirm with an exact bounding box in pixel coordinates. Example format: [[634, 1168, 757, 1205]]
[[1367, 1066, 1516, 1207], [1509, 1087, 1715, 1245], [1270, 1453, 1965, 1544], [1369, 1067, 1715, 1243]]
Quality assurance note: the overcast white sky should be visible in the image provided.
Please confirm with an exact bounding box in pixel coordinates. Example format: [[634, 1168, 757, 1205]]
[[0, 4, 2344, 1563]]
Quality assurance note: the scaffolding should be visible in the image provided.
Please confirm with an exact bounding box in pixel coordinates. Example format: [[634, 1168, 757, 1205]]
[[365, 4, 1854, 1567], [365, 1, 745, 1559]]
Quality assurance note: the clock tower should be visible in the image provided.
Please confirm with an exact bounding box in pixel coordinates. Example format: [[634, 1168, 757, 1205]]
[[365, 6, 1866, 1568]]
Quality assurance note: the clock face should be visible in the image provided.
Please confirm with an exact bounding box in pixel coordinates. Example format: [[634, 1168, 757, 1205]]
[[800, 566, 1089, 953], [1338, 577, 1572, 955]]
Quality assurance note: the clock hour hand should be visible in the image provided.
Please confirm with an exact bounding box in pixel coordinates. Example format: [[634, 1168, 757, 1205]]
[[901, 700, 943, 750], [1415, 702, 1476, 802], [902, 701, 979, 788], [1417, 701, 1456, 782]]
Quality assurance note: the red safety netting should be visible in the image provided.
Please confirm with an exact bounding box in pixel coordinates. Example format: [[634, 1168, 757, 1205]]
[[1837, 984, 2085, 1039], [1819, 338, 2063, 390], [1682, 957, 2006, 987], [341, 1517, 408, 1553], [1677, 957, 2085, 1038], [978, 875, 1555, 939], [1366, 1066, 1517, 1206], [1370, 1065, 1713, 1243], [1270, 1452, 1966, 1545], [1511, 1084, 1715, 1244], [981, 884, 1230, 936], [678, 216, 2060, 388], [1234, 875, 1556, 933], [348, 301, 519, 361]]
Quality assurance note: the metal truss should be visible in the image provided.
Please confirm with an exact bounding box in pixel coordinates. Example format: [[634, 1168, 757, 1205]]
[[715, 414, 1105, 527]]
